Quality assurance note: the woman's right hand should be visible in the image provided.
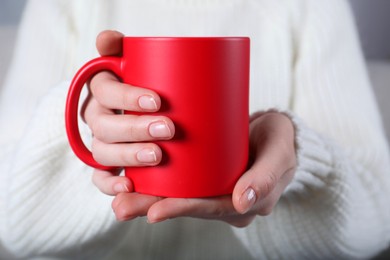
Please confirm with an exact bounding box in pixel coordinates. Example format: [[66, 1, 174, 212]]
[[82, 30, 175, 195]]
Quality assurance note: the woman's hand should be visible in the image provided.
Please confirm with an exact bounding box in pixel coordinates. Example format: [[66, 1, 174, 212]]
[[82, 30, 175, 195], [86, 30, 297, 227], [111, 111, 297, 227]]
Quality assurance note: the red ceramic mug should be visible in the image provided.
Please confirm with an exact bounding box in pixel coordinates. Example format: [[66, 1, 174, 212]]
[[65, 37, 250, 198]]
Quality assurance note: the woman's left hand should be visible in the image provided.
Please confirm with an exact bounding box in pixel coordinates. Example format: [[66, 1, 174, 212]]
[[96, 111, 297, 227]]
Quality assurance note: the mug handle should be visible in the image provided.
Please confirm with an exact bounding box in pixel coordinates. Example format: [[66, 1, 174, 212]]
[[65, 56, 122, 171]]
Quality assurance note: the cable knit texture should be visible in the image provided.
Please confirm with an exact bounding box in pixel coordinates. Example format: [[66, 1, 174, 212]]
[[1, 0, 390, 259]]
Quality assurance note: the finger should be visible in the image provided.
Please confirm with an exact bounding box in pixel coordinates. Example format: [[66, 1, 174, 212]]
[[89, 71, 161, 112], [233, 165, 278, 215], [147, 197, 257, 227], [251, 167, 295, 216], [146, 196, 236, 223], [90, 114, 175, 143], [92, 139, 162, 166], [233, 158, 296, 215], [96, 30, 124, 56], [233, 114, 296, 214], [233, 156, 295, 215], [92, 169, 133, 196], [112, 193, 163, 222], [147, 197, 256, 227], [83, 95, 113, 127]]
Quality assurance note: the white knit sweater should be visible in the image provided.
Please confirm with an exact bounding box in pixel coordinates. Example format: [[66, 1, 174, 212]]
[[1, 0, 390, 259]]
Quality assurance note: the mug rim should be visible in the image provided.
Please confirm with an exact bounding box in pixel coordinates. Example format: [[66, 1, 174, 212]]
[[123, 36, 250, 41]]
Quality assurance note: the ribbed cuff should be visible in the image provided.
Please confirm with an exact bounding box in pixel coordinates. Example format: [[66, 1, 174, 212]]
[[282, 111, 335, 195]]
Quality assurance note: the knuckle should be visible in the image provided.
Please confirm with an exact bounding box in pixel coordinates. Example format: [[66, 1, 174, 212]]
[[125, 120, 137, 141], [112, 195, 143, 221], [90, 72, 118, 102], [260, 169, 278, 198], [90, 116, 107, 141], [119, 147, 134, 166], [91, 138, 105, 164], [90, 74, 105, 96], [122, 87, 138, 111], [121, 91, 131, 110]]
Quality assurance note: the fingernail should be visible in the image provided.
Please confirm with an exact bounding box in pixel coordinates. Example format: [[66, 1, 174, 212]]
[[113, 183, 130, 193], [149, 121, 172, 138], [239, 188, 257, 214], [136, 148, 157, 164], [138, 95, 157, 111]]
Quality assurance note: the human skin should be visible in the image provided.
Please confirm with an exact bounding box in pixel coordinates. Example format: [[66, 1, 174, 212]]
[[83, 30, 297, 227]]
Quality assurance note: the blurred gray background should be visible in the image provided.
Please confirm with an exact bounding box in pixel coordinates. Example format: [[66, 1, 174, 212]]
[[350, 0, 390, 59], [0, 0, 390, 259]]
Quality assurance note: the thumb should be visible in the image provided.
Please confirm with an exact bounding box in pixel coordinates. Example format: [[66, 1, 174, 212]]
[[233, 112, 296, 214], [96, 30, 124, 56], [232, 163, 279, 215]]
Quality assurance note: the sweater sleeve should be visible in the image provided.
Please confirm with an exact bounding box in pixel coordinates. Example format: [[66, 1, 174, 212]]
[[0, 0, 130, 258], [0, 0, 73, 144], [0, 0, 107, 144], [0, 83, 132, 258], [233, 0, 390, 259]]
